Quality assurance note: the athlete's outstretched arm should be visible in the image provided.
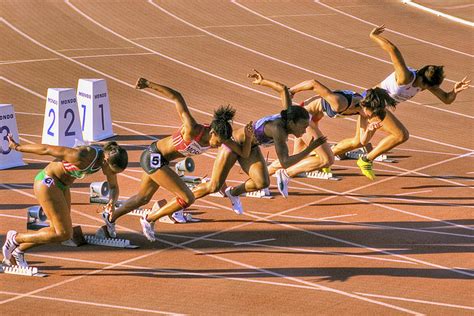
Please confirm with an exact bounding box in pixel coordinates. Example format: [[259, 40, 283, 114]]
[[7, 133, 82, 163], [248, 69, 292, 109], [370, 25, 413, 85], [428, 76, 470, 104], [135, 77, 197, 130]]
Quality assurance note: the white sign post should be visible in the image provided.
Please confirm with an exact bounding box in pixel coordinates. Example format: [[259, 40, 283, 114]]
[[0, 104, 26, 170], [41, 88, 83, 148], [77, 79, 115, 142]]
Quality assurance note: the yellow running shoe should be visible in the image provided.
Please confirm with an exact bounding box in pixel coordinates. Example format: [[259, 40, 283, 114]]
[[321, 167, 332, 174], [357, 157, 376, 180]]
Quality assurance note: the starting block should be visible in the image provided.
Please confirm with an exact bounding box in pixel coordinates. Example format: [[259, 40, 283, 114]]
[[158, 210, 198, 224], [337, 143, 396, 163], [89, 181, 124, 206], [42, 88, 83, 148], [26, 205, 49, 230], [77, 79, 115, 141], [244, 188, 272, 199], [181, 175, 202, 189], [296, 171, 341, 181], [84, 234, 138, 249], [127, 199, 166, 217], [0, 104, 26, 170], [0, 265, 47, 277]]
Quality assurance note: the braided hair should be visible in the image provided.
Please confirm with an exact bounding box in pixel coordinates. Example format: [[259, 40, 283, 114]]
[[211, 105, 236, 140], [360, 87, 397, 121], [103, 141, 128, 171]]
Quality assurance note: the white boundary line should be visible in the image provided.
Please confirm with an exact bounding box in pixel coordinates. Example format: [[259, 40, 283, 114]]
[[401, 1, 474, 27], [314, 0, 474, 57], [0, 291, 181, 315], [355, 292, 474, 311]]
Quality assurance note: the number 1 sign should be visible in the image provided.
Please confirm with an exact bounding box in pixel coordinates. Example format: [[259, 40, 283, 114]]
[[77, 79, 115, 142]]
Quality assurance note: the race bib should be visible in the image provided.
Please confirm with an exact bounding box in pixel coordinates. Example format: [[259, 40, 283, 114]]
[[43, 176, 55, 188], [150, 153, 162, 169]]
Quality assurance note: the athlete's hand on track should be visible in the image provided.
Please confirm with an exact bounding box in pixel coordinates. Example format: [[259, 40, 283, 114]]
[[248, 69, 264, 85], [135, 77, 149, 89], [454, 77, 471, 94], [7, 133, 20, 151], [370, 24, 385, 37], [244, 121, 254, 138]]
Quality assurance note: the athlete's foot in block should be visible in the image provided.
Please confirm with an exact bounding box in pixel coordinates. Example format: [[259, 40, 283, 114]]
[[140, 216, 157, 242], [225, 187, 243, 215], [2, 230, 19, 265], [11, 249, 28, 268], [321, 167, 332, 174], [357, 157, 376, 180], [135, 77, 149, 89], [102, 211, 117, 238]]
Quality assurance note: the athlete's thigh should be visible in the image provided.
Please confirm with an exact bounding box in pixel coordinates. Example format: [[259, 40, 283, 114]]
[[210, 146, 238, 184], [380, 110, 406, 134], [150, 165, 191, 197], [238, 146, 268, 180], [34, 180, 72, 232]]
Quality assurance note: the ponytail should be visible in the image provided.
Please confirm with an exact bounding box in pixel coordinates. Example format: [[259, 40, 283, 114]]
[[211, 105, 236, 140]]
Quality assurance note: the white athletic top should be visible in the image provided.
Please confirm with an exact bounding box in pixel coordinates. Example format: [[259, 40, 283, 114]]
[[380, 68, 421, 104]]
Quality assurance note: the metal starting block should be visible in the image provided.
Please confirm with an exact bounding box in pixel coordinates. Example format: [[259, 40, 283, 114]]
[[337, 143, 396, 163], [181, 175, 202, 189], [297, 171, 341, 181], [0, 265, 47, 277], [89, 181, 124, 206], [127, 199, 167, 217], [84, 235, 138, 249], [159, 210, 198, 224]]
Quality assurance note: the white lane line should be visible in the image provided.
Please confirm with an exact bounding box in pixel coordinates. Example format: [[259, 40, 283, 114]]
[[0, 57, 60, 65], [314, 0, 474, 57], [248, 211, 473, 239], [201, 23, 272, 28], [395, 147, 467, 156], [394, 190, 432, 196], [401, 0, 474, 27], [130, 34, 206, 40], [57, 46, 135, 51], [163, 233, 416, 265], [268, 13, 337, 18], [233, 238, 276, 245], [355, 292, 474, 311], [232, 0, 474, 104], [0, 291, 181, 315]]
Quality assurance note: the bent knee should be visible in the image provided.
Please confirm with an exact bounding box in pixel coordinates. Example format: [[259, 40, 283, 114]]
[[53, 229, 72, 242], [394, 128, 410, 144], [136, 194, 153, 206], [254, 176, 270, 190], [208, 181, 224, 194], [179, 192, 195, 206]]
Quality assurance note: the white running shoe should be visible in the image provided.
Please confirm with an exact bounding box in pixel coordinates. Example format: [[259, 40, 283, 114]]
[[140, 216, 156, 242], [224, 187, 243, 215], [172, 210, 187, 223], [276, 169, 290, 198], [101, 211, 117, 238], [2, 230, 19, 265], [11, 248, 28, 268]]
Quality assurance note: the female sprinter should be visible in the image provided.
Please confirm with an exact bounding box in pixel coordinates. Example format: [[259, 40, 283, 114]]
[[188, 70, 327, 213], [2, 137, 128, 267], [105, 78, 253, 241], [332, 25, 470, 180], [268, 78, 396, 183]]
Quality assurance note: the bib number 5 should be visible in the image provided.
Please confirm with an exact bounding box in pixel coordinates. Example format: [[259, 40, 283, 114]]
[[150, 153, 162, 169]]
